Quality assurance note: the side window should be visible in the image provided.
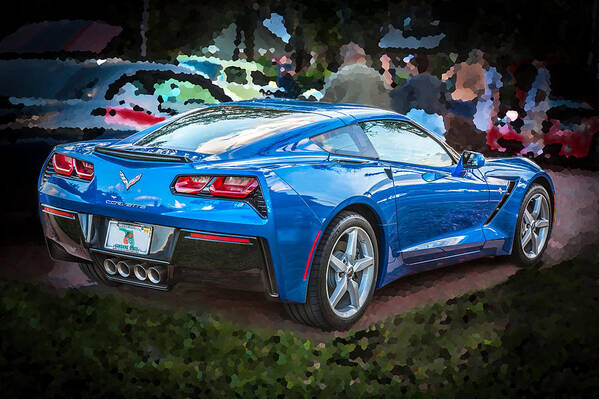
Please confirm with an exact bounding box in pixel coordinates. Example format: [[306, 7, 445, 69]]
[[311, 124, 378, 158], [360, 120, 454, 167]]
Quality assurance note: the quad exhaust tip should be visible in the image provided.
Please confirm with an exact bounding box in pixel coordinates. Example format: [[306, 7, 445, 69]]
[[133, 263, 148, 281], [148, 266, 166, 284], [105, 258, 165, 284], [104, 258, 118, 275], [116, 260, 132, 278]]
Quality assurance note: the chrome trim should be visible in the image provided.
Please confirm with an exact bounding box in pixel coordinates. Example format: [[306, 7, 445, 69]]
[[103, 258, 118, 275], [134, 264, 148, 281], [148, 266, 166, 284], [77, 213, 94, 242], [86, 214, 93, 243], [89, 248, 170, 264], [116, 260, 132, 278]]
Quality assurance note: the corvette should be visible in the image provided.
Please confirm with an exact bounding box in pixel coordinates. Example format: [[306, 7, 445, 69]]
[[38, 99, 554, 330]]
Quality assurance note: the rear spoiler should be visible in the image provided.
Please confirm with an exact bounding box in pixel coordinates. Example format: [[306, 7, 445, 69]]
[[94, 146, 193, 163]]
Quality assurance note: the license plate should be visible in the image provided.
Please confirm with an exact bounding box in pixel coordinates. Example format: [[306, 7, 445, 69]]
[[104, 221, 153, 255]]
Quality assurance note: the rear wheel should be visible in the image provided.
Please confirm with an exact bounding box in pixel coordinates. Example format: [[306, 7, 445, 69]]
[[284, 211, 378, 330], [511, 184, 553, 267], [79, 262, 120, 287]]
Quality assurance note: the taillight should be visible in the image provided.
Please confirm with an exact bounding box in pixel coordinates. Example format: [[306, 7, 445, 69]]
[[51, 152, 94, 180], [172, 175, 259, 198], [174, 175, 210, 194], [74, 159, 94, 180], [52, 153, 74, 175], [209, 176, 258, 198]]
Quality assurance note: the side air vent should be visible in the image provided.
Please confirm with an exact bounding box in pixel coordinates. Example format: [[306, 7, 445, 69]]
[[247, 186, 267, 218], [41, 154, 55, 184], [484, 181, 516, 225]]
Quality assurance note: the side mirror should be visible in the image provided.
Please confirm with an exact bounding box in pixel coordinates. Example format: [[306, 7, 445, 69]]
[[461, 151, 485, 168], [453, 151, 485, 176]]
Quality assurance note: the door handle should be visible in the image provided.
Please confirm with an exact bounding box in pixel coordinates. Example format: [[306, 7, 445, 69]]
[[422, 171, 449, 182]]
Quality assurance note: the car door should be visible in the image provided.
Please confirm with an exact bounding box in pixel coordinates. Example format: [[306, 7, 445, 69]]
[[359, 120, 490, 265]]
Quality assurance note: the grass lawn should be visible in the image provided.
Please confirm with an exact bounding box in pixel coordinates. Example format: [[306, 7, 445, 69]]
[[1, 256, 598, 398]]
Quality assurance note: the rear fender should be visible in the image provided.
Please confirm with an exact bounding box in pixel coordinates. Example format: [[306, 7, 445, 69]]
[[274, 160, 400, 292]]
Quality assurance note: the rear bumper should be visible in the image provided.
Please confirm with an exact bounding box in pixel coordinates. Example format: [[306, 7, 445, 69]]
[[40, 203, 279, 298]]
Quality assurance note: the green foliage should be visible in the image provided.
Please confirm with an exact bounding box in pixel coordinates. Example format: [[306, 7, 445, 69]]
[[1, 257, 599, 397]]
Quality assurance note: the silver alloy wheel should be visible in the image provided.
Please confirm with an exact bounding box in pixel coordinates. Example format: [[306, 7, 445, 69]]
[[326, 226, 375, 318], [520, 193, 551, 259]]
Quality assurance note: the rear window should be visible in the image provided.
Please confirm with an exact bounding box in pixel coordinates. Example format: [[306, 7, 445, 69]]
[[135, 106, 326, 154]]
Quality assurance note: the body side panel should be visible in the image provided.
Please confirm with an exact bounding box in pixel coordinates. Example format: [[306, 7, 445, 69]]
[[273, 156, 401, 290]]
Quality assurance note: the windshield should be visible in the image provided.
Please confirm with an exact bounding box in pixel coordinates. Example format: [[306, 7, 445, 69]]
[[135, 106, 327, 154]]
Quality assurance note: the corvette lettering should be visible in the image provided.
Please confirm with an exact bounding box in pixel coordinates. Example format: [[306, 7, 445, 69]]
[[105, 200, 146, 209]]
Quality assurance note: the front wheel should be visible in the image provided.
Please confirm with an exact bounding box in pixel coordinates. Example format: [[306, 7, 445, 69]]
[[511, 184, 553, 267], [285, 211, 379, 330]]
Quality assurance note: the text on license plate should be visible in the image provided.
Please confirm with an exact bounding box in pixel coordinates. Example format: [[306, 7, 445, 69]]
[[104, 221, 153, 255]]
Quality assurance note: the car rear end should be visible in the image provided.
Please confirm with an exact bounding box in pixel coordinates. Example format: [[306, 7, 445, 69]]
[[39, 141, 283, 299], [37, 104, 337, 303]]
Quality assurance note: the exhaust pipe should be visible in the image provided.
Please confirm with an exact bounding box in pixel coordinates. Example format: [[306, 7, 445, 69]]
[[148, 266, 166, 284], [133, 263, 148, 281], [116, 260, 132, 278], [103, 258, 118, 275]]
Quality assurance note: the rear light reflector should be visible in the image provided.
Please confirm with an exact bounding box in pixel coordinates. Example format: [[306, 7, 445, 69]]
[[42, 206, 76, 219], [188, 232, 250, 244], [303, 231, 322, 280], [74, 159, 94, 180], [174, 175, 211, 194], [209, 176, 258, 198], [52, 153, 74, 175]]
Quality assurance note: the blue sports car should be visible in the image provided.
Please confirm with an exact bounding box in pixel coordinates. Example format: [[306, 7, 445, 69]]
[[38, 99, 554, 330]]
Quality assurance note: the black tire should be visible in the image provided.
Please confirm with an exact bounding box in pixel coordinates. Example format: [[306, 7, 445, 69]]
[[510, 184, 553, 267], [79, 262, 120, 287], [284, 211, 379, 331]]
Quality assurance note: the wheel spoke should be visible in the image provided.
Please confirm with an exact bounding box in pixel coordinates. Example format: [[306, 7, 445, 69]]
[[531, 231, 539, 255], [347, 280, 360, 308], [329, 278, 347, 308], [329, 255, 347, 273], [345, 229, 358, 261], [536, 219, 549, 229], [521, 228, 532, 248], [532, 196, 542, 219], [353, 256, 374, 273], [523, 210, 533, 225]]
